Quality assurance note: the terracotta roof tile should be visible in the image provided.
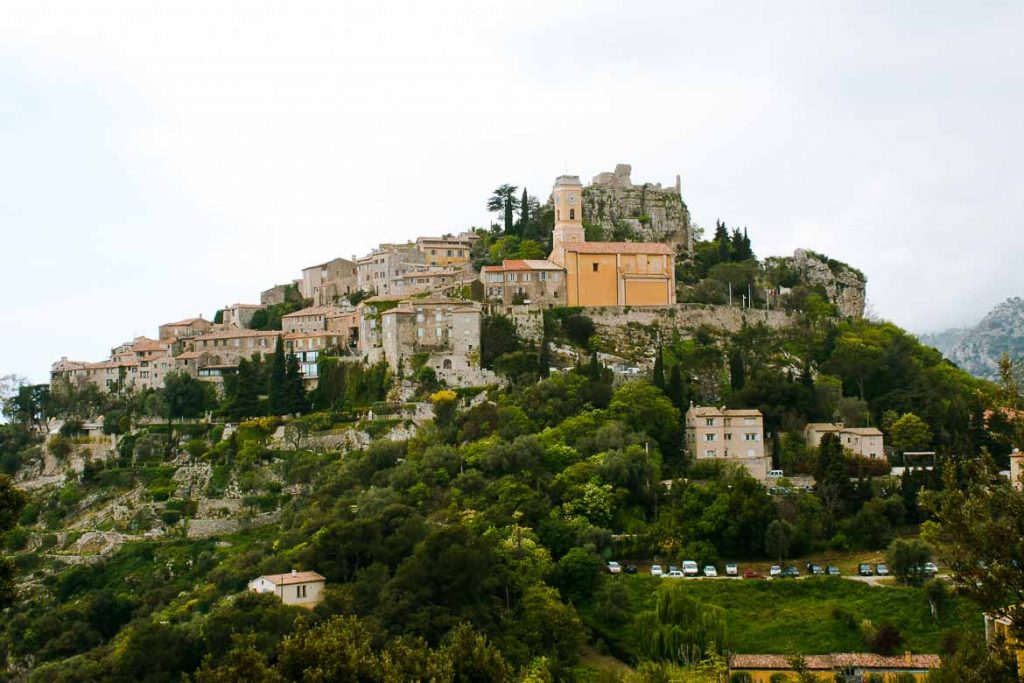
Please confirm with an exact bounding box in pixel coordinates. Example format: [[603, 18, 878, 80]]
[[563, 241, 674, 255], [728, 653, 941, 670]]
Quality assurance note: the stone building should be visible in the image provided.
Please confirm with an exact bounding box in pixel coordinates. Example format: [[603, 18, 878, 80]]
[[221, 303, 265, 329], [804, 423, 885, 459], [356, 244, 425, 296], [51, 337, 175, 392], [248, 570, 326, 609], [480, 259, 566, 307], [379, 296, 491, 385], [548, 175, 676, 307], [158, 317, 212, 342], [415, 234, 475, 267], [281, 306, 334, 334], [392, 264, 472, 297], [684, 405, 770, 480], [301, 257, 358, 306]]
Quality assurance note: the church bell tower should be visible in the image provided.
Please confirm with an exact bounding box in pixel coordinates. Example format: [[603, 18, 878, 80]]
[[549, 175, 585, 266]]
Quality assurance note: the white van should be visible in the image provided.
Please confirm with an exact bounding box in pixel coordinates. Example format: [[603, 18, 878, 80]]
[[766, 470, 784, 478], [682, 560, 699, 576]]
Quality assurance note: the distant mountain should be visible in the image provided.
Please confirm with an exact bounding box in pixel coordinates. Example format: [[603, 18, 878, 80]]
[[920, 297, 1024, 380], [917, 328, 969, 357]]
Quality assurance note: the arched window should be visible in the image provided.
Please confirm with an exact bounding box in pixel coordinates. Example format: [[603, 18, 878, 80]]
[[569, 208, 575, 220], [443, 358, 452, 370]]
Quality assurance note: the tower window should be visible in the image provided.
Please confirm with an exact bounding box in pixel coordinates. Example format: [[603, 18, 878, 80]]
[[592, 263, 599, 272], [557, 210, 560, 221], [569, 208, 575, 220]]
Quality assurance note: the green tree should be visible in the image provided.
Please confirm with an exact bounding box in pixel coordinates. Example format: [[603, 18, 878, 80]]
[[487, 184, 520, 235], [481, 315, 520, 368], [283, 353, 308, 415], [164, 371, 213, 421], [227, 357, 264, 420], [815, 433, 851, 529], [885, 537, 933, 586], [268, 336, 286, 415], [0, 474, 28, 607], [764, 519, 793, 565], [609, 381, 680, 455], [538, 338, 551, 378], [636, 582, 727, 665], [666, 364, 686, 412], [653, 346, 666, 389], [890, 413, 932, 453]]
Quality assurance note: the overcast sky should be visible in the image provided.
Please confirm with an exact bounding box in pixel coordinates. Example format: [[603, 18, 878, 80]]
[[2, 1, 1022, 383]]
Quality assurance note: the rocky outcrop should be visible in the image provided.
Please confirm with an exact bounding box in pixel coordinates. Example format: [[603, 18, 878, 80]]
[[788, 249, 866, 318], [945, 297, 1024, 380], [582, 164, 692, 252]]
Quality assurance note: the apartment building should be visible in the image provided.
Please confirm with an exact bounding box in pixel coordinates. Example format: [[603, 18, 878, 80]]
[[684, 405, 770, 480], [301, 257, 358, 306], [804, 423, 885, 459]]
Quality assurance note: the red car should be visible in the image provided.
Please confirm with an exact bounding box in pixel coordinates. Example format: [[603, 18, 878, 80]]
[[742, 570, 766, 580]]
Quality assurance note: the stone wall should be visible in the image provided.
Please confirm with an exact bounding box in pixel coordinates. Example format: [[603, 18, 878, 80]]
[[788, 249, 866, 318], [582, 164, 692, 252]]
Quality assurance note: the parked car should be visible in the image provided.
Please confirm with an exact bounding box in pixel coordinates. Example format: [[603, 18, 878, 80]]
[[742, 569, 765, 580], [767, 469, 784, 478], [625, 565, 638, 575], [875, 563, 889, 576], [780, 566, 800, 579], [725, 563, 739, 576], [769, 565, 782, 577], [682, 560, 699, 577], [668, 565, 679, 575], [607, 561, 621, 574], [807, 563, 824, 575], [650, 564, 664, 577], [858, 563, 873, 576], [923, 562, 939, 577], [665, 569, 685, 578], [703, 565, 718, 577], [827, 565, 841, 577]]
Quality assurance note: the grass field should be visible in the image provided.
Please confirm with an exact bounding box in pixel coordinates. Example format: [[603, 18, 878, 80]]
[[580, 574, 981, 662]]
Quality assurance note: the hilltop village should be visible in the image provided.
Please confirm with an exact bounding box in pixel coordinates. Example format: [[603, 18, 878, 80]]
[[6, 164, 1023, 682]]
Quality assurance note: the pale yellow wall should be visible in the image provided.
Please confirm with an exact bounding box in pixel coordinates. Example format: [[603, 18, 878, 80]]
[[624, 279, 669, 305], [566, 253, 619, 306]]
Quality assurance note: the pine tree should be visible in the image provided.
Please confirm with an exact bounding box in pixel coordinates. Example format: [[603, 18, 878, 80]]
[[268, 336, 286, 415], [283, 353, 309, 415], [652, 347, 665, 389], [714, 220, 731, 262]]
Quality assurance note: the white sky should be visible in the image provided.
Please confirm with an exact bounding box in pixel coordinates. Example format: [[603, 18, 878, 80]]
[[1, 1, 1022, 383]]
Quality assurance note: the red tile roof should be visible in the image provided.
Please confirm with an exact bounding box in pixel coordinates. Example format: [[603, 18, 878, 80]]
[[563, 241, 674, 255]]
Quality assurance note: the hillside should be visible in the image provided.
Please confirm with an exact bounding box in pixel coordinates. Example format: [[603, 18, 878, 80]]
[[0, 293, 1008, 680]]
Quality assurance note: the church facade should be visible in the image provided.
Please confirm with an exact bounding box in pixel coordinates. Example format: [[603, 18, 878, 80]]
[[547, 175, 676, 307]]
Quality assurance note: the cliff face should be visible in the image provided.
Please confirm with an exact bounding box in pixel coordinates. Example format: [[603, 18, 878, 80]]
[[581, 164, 692, 252], [771, 249, 867, 319], [945, 297, 1024, 380]]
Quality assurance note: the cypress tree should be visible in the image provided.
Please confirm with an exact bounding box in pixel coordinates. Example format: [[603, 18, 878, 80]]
[[268, 336, 286, 415], [653, 347, 665, 389], [520, 187, 530, 236], [538, 338, 551, 378], [230, 358, 262, 420], [283, 353, 309, 415], [667, 364, 685, 411]]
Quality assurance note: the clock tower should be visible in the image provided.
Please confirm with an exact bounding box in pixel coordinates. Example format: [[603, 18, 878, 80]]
[[549, 175, 585, 266]]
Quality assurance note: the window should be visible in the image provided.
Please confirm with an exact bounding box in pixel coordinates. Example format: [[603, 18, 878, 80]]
[[744, 433, 758, 441], [417, 328, 424, 338], [508, 273, 517, 282], [705, 418, 715, 426], [435, 327, 442, 337], [592, 263, 599, 272], [416, 312, 425, 322], [724, 433, 732, 440], [704, 449, 716, 457], [447, 249, 453, 256], [523, 273, 531, 281], [705, 434, 716, 442], [744, 417, 756, 425], [539, 271, 548, 281], [569, 208, 575, 219]]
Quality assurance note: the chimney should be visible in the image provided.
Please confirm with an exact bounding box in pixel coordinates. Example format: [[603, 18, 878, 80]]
[[291, 569, 297, 576], [904, 651, 912, 665]]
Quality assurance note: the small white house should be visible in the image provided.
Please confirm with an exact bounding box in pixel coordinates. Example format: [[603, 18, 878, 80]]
[[248, 570, 326, 609]]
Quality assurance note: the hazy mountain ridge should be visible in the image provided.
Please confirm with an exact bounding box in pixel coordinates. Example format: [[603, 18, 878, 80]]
[[921, 297, 1024, 380]]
